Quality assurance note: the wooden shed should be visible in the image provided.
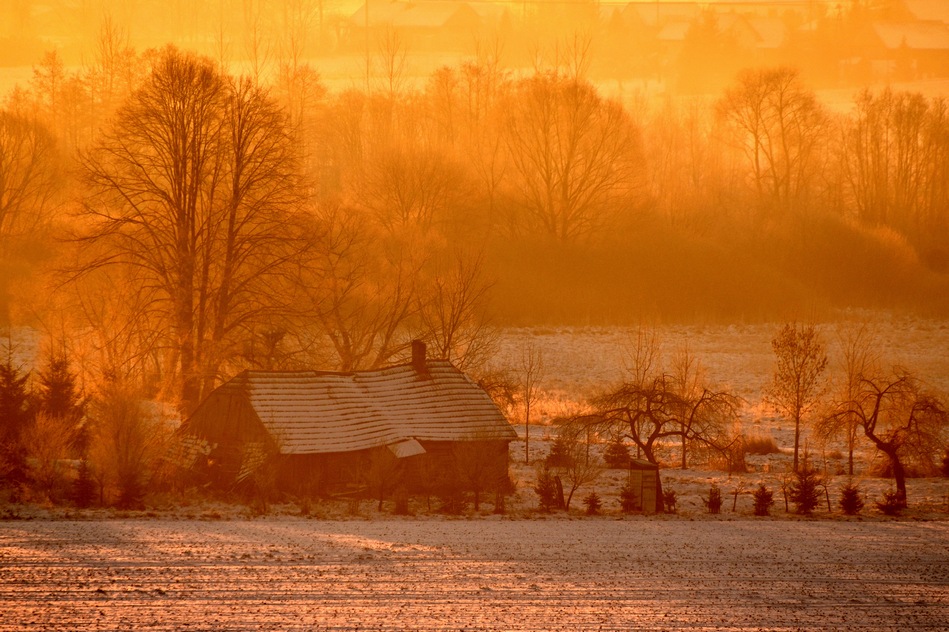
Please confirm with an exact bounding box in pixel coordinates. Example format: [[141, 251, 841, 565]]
[[626, 459, 660, 514], [174, 343, 516, 495]]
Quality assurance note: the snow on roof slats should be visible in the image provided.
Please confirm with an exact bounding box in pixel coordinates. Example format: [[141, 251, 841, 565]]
[[229, 360, 514, 454]]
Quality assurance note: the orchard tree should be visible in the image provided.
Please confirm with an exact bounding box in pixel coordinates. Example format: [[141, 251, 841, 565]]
[[815, 323, 878, 475], [825, 370, 947, 508], [581, 370, 741, 513], [767, 323, 828, 472]]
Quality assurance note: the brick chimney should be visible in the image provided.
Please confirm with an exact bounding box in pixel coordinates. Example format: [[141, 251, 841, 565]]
[[411, 339, 429, 375]]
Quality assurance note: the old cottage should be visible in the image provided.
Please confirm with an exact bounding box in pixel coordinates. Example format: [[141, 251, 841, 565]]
[[175, 342, 516, 496]]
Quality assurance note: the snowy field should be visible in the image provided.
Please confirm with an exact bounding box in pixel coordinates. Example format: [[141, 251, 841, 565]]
[[2, 518, 948, 631]]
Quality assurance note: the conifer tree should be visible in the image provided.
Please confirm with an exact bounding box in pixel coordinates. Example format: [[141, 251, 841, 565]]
[[0, 356, 32, 487]]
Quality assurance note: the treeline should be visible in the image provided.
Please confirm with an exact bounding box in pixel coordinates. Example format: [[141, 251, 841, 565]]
[[1, 35, 948, 412]]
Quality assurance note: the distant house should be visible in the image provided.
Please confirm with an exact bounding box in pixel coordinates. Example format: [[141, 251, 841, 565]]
[[347, 1, 507, 52], [869, 21, 949, 78], [174, 342, 516, 495]]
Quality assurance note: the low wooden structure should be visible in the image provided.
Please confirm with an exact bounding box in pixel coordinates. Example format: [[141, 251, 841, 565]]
[[174, 343, 516, 495], [626, 459, 660, 514]]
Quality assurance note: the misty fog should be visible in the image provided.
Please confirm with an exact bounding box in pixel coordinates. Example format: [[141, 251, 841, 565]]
[[1, 0, 947, 401]]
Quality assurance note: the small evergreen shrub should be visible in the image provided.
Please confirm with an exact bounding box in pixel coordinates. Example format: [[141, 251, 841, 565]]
[[662, 489, 677, 514], [876, 490, 903, 516], [534, 464, 558, 512], [583, 491, 602, 515], [789, 466, 822, 515], [704, 484, 723, 514], [604, 437, 631, 469], [752, 484, 774, 516], [619, 482, 639, 513], [545, 435, 574, 468], [839, 482, 864, 515], [72, 459, 96, 509]]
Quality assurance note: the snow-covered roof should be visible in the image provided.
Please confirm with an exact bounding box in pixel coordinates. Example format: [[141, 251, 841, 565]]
[[873, 21, 949, 50], [747, 17, 788, 49], [902, 0, 949, 24], [185, 359, 515, 455]]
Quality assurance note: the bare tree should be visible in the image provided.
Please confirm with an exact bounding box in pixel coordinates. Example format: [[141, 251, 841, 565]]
[[451, 439, 508, 512], [550, 422, 602, 511], [825, 370, 947, 508], [816, 323, 879, 475], [502, 72, 642, 242], [717, 67, 828, 214], [0, 110, 61, 324], [79, 47, 305, 414], [670, 345, 705, 469], [356, 141, 468, 234], [841, 89, 949, 265], [584, 372, 741, 513], [766, 323, 828, 472], [417, 250, 496, 372], [87, 377, 171, 508], [519, 339, 544, 464], [303, 204, 421, 371]]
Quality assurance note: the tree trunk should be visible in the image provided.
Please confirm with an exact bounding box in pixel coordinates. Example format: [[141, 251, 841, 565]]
[[885, 449, 908, 508], [792, 412, 801, 472]]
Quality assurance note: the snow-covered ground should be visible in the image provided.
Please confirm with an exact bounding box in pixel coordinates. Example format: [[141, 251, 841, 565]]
[[2, 518, 948, 630], [492, 318, 949, 409]]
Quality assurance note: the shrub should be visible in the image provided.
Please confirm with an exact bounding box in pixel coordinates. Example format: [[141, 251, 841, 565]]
[[704, 484, 723, 514], [839, 482, 864, 515], [789, 465, 822, 515], [662, 489, 677, 513], [745, 435, 781, 455], [713, 440, 748, 473], [619, 482, 639, 513], [534, 463, 558, 512], [876, 490, 903, 516], [752, 484, 774, 516], [583, 491, 602, 515], [603, 437, 631, 469], [72, 458, 97, 508], [545, 435, 574, 468], [437, 489, 465, 515]]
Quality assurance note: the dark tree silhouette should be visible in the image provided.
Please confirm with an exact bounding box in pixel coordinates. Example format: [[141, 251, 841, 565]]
[[767, 323, 827, 472], [79, 46, 305, 414], [825, 370, 947, 508]]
